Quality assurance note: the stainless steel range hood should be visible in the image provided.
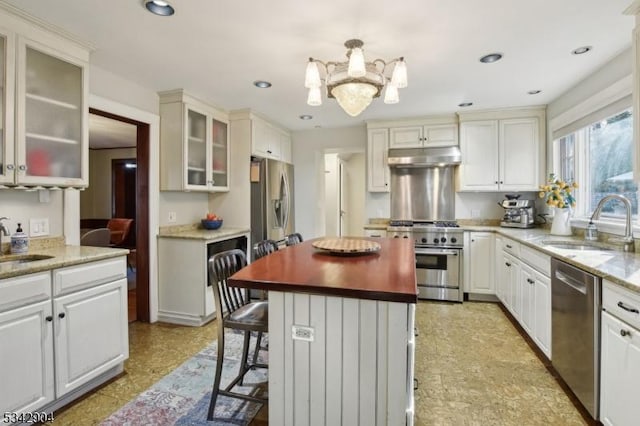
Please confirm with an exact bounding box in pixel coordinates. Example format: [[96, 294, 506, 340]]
[[387, 146, 461, 167]]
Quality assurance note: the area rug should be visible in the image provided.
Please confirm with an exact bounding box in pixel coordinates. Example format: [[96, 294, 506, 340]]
[[101, 331, 268, 426]]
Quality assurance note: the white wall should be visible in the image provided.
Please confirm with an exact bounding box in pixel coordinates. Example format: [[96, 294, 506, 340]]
[[81, 148, 137, 219], [344, 153, 366, 236], [0, 189, 63, 238], [324, 153, 339, 236], [292, 126, 367, 239]]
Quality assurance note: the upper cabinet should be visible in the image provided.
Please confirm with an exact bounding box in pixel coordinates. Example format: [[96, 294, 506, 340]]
[[458, 107, 545, 192], [159, 90, 230, 192], [389, 123, 458, 148], [0, 6, 90, 188], [251, 115, 292, 163], [367, 128, 390, 192]]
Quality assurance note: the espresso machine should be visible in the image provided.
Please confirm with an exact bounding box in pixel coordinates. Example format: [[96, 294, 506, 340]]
[[499, 196, 536, 228]]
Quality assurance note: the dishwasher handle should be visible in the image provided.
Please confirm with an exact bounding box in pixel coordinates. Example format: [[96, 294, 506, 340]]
[[554, 269, 587, 295]]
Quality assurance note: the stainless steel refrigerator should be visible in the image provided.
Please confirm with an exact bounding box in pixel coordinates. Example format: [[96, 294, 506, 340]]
[[250, 157, 294, 256]]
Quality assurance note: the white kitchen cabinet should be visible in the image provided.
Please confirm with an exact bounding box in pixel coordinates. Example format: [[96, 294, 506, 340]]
[[279, 130, 292, 163], [0, 7, 90, 188], [389, 123, 458, 148], [600, 280, 640, 426], [533, 270, 551, 357], [251, 115, 293, 162], [364, 228, 387, 238], [458, 108, 545, 192], [367, 128, 390, 192], [467, 232, 495, 295], [0, 272, 53, 416], [160, 90, 230, 192], [495, 235, 506, 302], [158, 232, 249, 326], [520, 263, 536, 335], [0, 256, 128, 418], [501, 252, 520, 317]]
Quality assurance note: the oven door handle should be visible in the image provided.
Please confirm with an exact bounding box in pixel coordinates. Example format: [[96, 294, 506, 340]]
[[415, 249, 459, 256]]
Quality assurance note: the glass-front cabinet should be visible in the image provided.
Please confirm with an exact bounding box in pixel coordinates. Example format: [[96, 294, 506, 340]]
[[16, 39, 88, 187], [0, 9, 89, 188], [160, 90, 229, 192]]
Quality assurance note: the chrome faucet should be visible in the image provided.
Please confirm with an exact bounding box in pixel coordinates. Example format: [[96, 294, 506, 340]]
[[587, 194, 635, 252], [0, 217, 9, 255]]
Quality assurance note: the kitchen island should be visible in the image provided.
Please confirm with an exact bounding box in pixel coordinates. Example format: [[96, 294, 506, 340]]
[[229, 237, 418, 426]]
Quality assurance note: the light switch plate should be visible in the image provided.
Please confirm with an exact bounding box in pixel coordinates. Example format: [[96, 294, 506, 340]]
[[29, 218, 49, 237], [168, 212, 177, 223], [291, 325, 314, 342]]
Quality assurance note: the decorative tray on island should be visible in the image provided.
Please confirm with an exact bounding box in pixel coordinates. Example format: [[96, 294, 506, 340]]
[[312, 238, 381, 255]]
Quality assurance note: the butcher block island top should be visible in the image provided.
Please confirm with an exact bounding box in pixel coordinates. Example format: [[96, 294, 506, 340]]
[[229, 237, 418, 303]]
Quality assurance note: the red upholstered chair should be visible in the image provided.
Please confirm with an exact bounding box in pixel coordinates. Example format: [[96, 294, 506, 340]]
[[106, 218, 133, 247]]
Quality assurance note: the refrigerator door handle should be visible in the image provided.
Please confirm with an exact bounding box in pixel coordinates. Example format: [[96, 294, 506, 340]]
[[281, 171, 290, 230]]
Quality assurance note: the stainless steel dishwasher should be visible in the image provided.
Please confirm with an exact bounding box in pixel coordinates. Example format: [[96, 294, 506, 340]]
[[551, 257, 601, 420]]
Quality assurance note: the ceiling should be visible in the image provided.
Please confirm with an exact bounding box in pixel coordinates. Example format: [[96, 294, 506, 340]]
[[4, 0, 635, 132], [89, 114, 137, 149]]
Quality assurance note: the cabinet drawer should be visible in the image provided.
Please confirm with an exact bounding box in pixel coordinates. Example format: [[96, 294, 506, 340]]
[[502, 237, 520, 257], [520, 245, 550, 277], [603, 280, 640, 330], [53, 257, 126, 297], [0, 272, 51, 313], [364, 229, 387, 238]]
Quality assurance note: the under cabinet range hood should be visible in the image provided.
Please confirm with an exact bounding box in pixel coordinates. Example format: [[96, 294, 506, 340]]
[[387, 146, 462, 167]]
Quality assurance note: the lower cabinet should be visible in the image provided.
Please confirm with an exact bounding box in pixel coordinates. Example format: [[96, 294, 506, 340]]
[[0, 257, 128, 419], [467, 232, 495, 295], [600, 281, 640, 426]]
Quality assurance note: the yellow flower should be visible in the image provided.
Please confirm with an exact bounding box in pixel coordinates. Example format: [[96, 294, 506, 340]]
[[572, 182, 578, 188], [538, 191, 545, 198]]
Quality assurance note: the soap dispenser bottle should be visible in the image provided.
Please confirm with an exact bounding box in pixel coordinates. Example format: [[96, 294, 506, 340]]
[[10, 223, 29, 254]]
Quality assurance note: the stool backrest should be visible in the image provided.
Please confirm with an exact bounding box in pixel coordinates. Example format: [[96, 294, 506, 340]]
[[208, 249, 249, 319], [80, 228, 111, 247], [285, 232, 303, 246], [253, 239, 279, 260]]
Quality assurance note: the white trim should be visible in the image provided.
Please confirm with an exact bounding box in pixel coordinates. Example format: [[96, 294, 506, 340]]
[[88, 94, 160, 323], [549, 75, 632, 133]]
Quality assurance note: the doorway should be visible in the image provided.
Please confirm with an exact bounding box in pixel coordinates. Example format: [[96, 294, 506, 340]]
[[82, 109, 151, 322], [323, 151, 366, 237]]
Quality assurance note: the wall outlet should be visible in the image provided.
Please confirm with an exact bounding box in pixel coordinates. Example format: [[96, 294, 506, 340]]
[[471, 209, 481, 218], [291, 325, 314, 342], [29, 218, 49, 237], [168, 212, 177, 223]]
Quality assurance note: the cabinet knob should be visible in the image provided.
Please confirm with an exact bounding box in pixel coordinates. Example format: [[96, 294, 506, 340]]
[[6, 164, 14, 170], [267, 150, 272, 154], [18, 165, 27, 171], [413, 378, 419, 390], [527, 278, 534, 284], [500, 181, 504, 184], [58, 312, 66, 319], [45, 315, 53, 322], [495, 181, 498, 184], [385, 183, 388, 186], [505, 262, 511, 267], [620, 329, 632, 337]]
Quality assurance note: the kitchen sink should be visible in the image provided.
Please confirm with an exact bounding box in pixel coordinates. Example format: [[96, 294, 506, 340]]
[[539, 240, 613, 251], [0, 254, 55, 265]]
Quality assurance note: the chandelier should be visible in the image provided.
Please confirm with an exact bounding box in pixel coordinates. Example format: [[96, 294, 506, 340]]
[[304, 39, 408, 117]]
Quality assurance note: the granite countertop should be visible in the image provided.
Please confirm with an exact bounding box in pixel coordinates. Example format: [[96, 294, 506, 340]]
[[158, 227, 250, 241], [363, 218, 389, 230], [0, 245, 129, 280], [463, 225, 640, 295]]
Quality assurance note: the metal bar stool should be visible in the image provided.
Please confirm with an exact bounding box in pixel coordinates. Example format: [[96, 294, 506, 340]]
[[207, 249, 268, 420], [284, 232, 303, 246]]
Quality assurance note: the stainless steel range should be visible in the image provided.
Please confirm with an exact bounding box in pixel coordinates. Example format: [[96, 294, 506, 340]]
[[387, 220, 463, 302]]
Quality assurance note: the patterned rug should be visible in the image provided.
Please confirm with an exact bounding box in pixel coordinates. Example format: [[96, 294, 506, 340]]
[[101, 331, 268, 426]]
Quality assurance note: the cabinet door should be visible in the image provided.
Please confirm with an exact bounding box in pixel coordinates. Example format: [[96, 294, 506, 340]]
[[0, 29, 15, 185], [389, 126, 422, 148], [184, 106, 209, 190], [424, 124, 458, 147], [499, 118, 539, 191], [500, 252, 514, 311], [54, 279, 128, 397], [367, 128, 389, 192], [210, 117, 229, 190], [533, 271, 551, 358], [468, 232, 494, 294], [16, 38, 88, 187], [600, 311, 640, 426], [459, 121, 499, 190], [0, 300, 54, 414], [520, 264, 535, 334], [495, 236, 505, 303], [506, 254, 521, 319], [280, 131, 292, 164]]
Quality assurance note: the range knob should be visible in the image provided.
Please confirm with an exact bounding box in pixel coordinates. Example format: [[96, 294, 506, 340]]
[[421, 237, 427, 243], [440, 237, 447, 243], [433, 238, 439, 244], [451, 237, 457, 243]]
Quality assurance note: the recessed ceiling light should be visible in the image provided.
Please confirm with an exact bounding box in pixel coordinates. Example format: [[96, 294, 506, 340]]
[[253, 80, 272, 88], [144, 0, 175, 16], [458, 102, 473, 107], [479, 53, 503, 63], [572, 46, 592, 55], [299, 115, 313, 120], [527, 90, 542, 95]]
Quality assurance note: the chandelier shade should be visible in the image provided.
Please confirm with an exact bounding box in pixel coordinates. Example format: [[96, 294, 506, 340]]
[[304, 39, 407, 116]]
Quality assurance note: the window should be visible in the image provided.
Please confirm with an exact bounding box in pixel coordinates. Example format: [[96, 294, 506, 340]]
[[555, 107, 637, 218]]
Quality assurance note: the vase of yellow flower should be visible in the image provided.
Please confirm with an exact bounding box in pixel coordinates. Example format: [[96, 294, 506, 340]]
[[539, 173, 578, 236]]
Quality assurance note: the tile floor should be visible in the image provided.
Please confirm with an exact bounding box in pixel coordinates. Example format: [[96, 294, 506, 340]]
[[51, 301, 585, 425]]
